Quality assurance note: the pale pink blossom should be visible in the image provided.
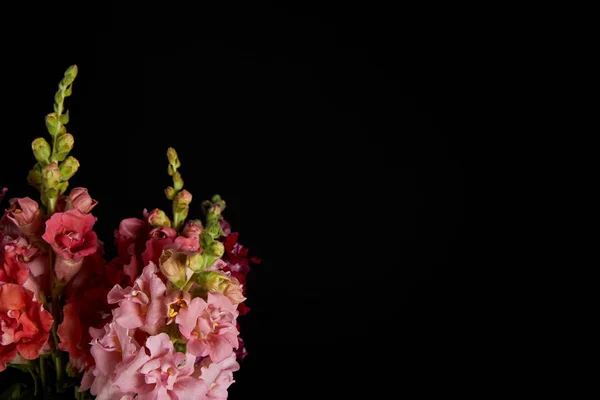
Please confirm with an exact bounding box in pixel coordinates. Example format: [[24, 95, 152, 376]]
[[195, 353, 240, 400], [107, 263, 167, 334], [80, 317, 139, 399], [112, 333, 207, 400], [176, 293, 239, 363]]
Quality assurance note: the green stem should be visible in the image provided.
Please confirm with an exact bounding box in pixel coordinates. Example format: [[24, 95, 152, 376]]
[[39, 357, 47, 400], [47, 196, 57, 218], [49, 250, 65, 393], [29, 369, 39, 397]]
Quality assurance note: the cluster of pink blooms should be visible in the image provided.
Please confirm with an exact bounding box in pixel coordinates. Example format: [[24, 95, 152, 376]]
[[0, 186, 258, 399]]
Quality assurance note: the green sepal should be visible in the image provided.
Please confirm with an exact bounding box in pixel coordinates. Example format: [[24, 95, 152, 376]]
[[174, 340, 187, 354], [59, 109, 70, 124]]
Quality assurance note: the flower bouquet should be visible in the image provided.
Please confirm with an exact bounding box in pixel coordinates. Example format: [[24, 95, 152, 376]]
[[0, 65, 259, 399]]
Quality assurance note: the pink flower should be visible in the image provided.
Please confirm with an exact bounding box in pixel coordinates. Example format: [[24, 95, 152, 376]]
[[81, 318, 139, 399], [5, 197, 43, 236], [176, 293, 239, 363], [112, 333, 207, 400], [42, 209, 98, 262], [0, 188, 7, 204], [196, 353, 240, 400], [107, 263, 167, 334], [0, 283, 53, 371], [66, 187, 98, 214]]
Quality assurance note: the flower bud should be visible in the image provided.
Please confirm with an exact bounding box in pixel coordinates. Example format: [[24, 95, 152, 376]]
[[182, 220, 203, 239], [66, 187, 97, 214], [205, 220, 221, 239], [195, 271, 229, 293], [193, 272, 246, 305], [172, 171, 184, 191], [165, 186, 176, 200], [43, 162, 61, 189], [175, 190, 192, 209], [187, 253, 206, 272], [208, 241, 224, 258], [167, 147, 181, 168], [31, 138, 51, 163], [28, 165, 43, 191], [63, 65, 78, 86], [56, 133, 74, 154], [147, 209, 171, 228], [159, 249, 189, 288], [45, 113, 59, 135], [59, 156, 80, 181]]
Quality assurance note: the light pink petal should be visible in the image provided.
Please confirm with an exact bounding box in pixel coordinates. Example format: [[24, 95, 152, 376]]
[[207, 292, 237, 314], [114, 301, 144, 329], [145, 274, 167, 327], [174, 377, 208, 400], [176, 297, 207, 338], [144, 333, 173, 359], [187, 338, 209, 357], [90, 344, 122, 376], [107, 284, 130, 304], [113, 348, 150, 393], [207, 335, 234, 364]]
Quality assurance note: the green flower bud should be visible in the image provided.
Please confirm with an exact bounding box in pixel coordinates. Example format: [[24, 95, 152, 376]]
[[175, 190, 192, 209], [31, 138, 51, 163], [199, 231, 214, 251], [63, 65, 78, 86], [27, 165, 43, 190], [205, 220, 221, 239], [173, 171, 184, 191], [208, 241, 224, 258], [194, 271, 230, 293], [165, 186, 176, 200], [45, 113, 59, 135], [43, 162, 61, 189], [56, 133, 74, 154], [187, 253, 204, 272], [59, 156, 80, 181], [187, 253, 219, 272], [148, 209, 172, 228], [167, 147, 181, 168], [55, 90, 64, 105]]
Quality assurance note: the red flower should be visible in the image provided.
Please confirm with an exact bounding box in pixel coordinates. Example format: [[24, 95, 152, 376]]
[[0, 284, 53, 371], [42, 210, 98, 262]]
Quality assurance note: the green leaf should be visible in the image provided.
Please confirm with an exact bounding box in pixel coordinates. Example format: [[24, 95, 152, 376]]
[[59, 109, 70, 124], [0, 383, 27, 400], [64, 84, 73, 97]]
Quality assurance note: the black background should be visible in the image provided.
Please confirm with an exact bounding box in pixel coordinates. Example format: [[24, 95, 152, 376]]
[[1, 3, 463, 399]]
